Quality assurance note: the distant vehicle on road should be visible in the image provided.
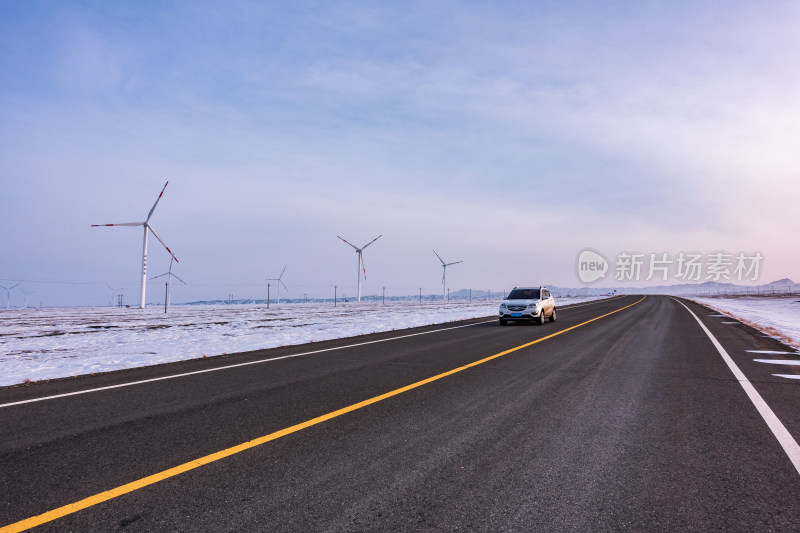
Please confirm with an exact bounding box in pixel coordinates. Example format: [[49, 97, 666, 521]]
[[499, 286, 556, 326]]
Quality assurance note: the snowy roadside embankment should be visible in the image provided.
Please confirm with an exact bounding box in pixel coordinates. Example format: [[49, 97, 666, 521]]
[[690, 296, 800, 349], [0, 296, 606, 386]]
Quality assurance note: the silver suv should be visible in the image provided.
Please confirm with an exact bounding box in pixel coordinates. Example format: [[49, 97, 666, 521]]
[[499, 286, 556, 326]]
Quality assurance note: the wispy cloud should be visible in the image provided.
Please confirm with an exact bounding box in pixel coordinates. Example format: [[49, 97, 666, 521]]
[[1, 1, 798, 304]]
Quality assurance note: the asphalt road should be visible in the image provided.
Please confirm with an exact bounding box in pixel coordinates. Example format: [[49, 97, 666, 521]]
[[2, 295, 800, 532]]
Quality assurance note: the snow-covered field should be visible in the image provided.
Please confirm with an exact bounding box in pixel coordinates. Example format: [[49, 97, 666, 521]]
[[0, 296, 606, 387], [691, 296, 800, 349]]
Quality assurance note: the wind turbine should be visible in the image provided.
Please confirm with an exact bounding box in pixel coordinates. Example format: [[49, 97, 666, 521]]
[[1, 283, 19, 310], [151, 255, 186, 313], [265, 266, 287, 306], [338, 235, 381, 303], [106, 284, 123, 307], [21, 289, 35, 309], [433, 250, 462, 302], [92, 182, 178, 309]]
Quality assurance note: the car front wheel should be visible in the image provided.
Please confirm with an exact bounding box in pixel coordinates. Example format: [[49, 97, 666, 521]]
[[539, 311, 547, 325], [499, 318, 508, 326]]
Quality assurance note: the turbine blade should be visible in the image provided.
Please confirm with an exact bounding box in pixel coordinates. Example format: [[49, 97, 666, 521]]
[[280, 279, 288, 290], [446, 260, 463, 266], [146, 181, 169, 223], [278, 266, 286, 280], [361, 234, 382, 250], [147, 225, 178, 262], [361, 254, 367, 280], [173, 274, 188, 285], [91, 222, 144, 227], [337, 236, 359, 250], [433, 250, 446, 265], [150, 273, 169, 280]]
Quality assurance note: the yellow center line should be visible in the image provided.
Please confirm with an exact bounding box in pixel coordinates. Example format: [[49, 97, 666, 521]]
[[1, 296, 646, 533]]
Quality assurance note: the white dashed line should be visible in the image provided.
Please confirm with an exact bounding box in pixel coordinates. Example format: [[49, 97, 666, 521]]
[[747, 350, 800, 355]]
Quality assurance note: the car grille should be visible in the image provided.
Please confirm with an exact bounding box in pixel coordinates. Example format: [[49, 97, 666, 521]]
[[507, 305, 527, 311]]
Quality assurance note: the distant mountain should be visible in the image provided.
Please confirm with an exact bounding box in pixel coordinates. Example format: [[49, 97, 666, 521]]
[[546, 278, 798, 297], [457, 279, 799, 298], [177, 279, 797, 306]]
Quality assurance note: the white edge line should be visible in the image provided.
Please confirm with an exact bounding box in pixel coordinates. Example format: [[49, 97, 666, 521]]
[[672, 297, 800, 477], [0, 320, 490, 408], [555, 295, 624, 310], [1, 296, 617, 409], [774, 375, 800, 380]]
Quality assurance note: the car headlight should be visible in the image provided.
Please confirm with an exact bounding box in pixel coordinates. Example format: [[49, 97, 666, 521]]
[[500, 303, 507, 309]]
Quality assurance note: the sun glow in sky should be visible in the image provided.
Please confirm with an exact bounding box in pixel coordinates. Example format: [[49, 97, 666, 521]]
[[1, 1, 798, 306]]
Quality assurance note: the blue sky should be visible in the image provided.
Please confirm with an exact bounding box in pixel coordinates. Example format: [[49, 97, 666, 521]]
[[1, 1, 798, 306]]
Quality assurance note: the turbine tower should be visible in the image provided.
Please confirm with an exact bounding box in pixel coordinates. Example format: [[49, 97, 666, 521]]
[[433, 250, 462, 302], [92, 182, 178, 309], [151, 255, 186, 313], [1, 283, 19, 310], [338, 235, 381, 303], [266, 266, 288, 305]]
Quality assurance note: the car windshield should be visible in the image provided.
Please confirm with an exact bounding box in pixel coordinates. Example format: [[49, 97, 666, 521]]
[[507, 288, 541, 300]]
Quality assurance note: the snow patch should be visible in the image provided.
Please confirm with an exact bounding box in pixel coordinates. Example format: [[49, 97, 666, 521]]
[[691, 296, 800, 350]]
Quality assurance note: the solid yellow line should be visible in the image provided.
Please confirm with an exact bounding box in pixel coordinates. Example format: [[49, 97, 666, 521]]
[[1, 296, 646, 533]]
